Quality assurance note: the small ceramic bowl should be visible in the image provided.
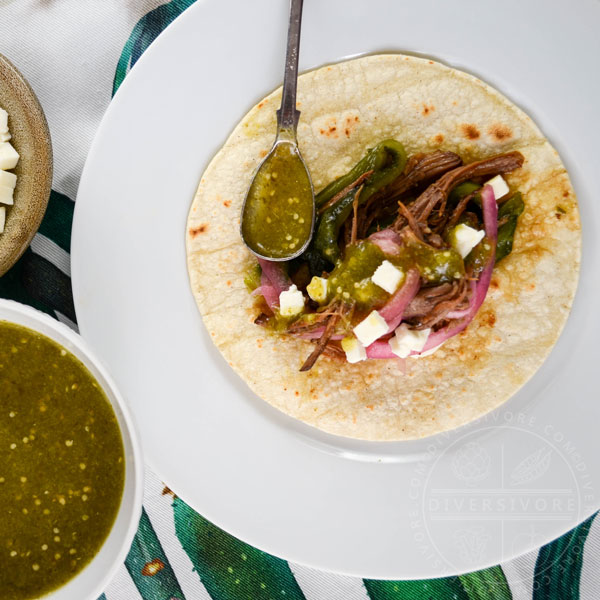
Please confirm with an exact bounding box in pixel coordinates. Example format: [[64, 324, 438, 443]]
[[0, 299, 143, 600], [0, 54, 53, 277]]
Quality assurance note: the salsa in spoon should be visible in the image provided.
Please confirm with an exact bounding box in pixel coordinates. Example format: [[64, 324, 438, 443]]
[[240, 0, 314, 261]]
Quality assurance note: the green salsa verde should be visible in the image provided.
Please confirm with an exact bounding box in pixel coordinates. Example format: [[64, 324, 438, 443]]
[[0, 322, 125, 600], [241, 141, 313, 259], [327, 242, 389, 310], [326, 239, 465, 312]]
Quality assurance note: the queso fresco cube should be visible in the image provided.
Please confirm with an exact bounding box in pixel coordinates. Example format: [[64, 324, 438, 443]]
[[353, 310, 388, 347], [279, 284, 305, 316], [371, 260, 404, 294]]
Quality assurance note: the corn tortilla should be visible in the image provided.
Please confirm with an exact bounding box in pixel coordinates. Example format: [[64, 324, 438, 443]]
[[186, 54, 580, 441]]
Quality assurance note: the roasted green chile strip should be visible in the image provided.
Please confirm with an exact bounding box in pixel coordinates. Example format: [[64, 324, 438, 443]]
[[315, 140, 404, 209], [448, 181, 481, 205], [466, 236, 494, 275], [496, 192, 524, 262], [313, 186, 362, 263], [313, 140, 407, 263]]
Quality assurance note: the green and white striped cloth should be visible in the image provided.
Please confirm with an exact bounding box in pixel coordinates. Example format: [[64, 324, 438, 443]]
[[1, 2, 598, 598]]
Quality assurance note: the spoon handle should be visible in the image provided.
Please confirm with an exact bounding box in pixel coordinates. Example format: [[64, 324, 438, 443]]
[[276, 0, 303, 136]]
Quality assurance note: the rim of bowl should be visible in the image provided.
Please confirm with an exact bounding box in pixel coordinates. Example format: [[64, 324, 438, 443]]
[[0, 299, 144, 600]]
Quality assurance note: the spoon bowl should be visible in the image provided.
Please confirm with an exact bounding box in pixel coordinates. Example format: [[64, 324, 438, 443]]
[[240, 135, 314, 262], [239, 0, 314, 262]]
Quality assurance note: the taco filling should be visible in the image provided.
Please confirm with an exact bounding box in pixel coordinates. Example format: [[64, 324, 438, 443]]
[[246, 141, 525, 371]]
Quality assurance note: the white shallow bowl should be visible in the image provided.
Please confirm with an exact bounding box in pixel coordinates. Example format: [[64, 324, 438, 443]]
[[0, 299, 143, 600]]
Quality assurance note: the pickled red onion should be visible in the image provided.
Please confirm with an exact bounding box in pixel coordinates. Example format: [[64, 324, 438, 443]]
[[419, 184, 497, 353], [379, 268, 421, 332], [365, 339, 396, 359], [256, 258, 291, 310], [369, 229, 403, 255]]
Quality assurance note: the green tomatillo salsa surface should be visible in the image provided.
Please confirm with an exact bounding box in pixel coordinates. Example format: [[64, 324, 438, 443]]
[[241, 140, 313, 259], [326, 238, 465, 314], [0, 322, 125, 600]]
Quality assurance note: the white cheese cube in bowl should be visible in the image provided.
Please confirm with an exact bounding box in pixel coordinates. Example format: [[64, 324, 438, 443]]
[[353, 310, 388, 347], [279, 284, 305, 317], [389, 324, 430, 358], [0, 142, 19, 170], [0, 185, 14, 206], [341, 336, 366, 363], [0, 206, 5, 233], [372, 260, 404, 294], [0, 170, 17, 189], [452, 224, 485, 259]]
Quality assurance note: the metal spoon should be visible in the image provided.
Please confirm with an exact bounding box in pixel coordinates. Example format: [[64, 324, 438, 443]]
[[240, 0, 315, 262]]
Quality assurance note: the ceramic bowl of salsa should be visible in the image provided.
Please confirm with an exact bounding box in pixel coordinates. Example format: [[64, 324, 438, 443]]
[[0, 299, 143, 600]]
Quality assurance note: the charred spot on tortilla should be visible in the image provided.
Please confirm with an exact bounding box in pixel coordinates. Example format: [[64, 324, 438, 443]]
[[343, 114, 360, 137], [319, 119, 340, 139], [422, 104, 435, 116], [186, 53, 580, 441], [461, 124, 481, 140], [189, 224, 208, 237], [488, 123, 512, 141], [483, 310, 496, 327]]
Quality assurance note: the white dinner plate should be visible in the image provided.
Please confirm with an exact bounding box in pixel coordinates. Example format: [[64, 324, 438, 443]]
[[72, 0, 600, 579]]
